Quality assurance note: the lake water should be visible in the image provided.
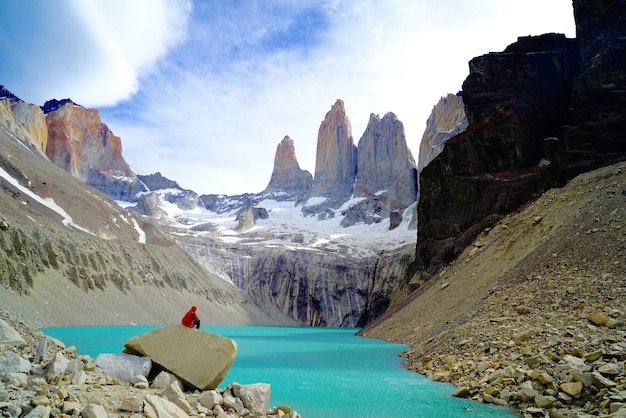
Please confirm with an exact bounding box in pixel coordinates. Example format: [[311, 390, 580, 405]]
[[41, 325, 518, 417]]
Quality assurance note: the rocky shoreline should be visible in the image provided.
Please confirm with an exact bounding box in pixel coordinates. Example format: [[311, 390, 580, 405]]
[[0, 310, 300, 418], [405, 274, 625, 418]]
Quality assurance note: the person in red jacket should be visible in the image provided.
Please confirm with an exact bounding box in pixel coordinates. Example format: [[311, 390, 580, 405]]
[[182, 305, 200, 329]]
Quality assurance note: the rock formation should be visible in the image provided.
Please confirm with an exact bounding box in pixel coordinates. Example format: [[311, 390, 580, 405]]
[[397, 1, 626, 299], [418, 93, 468, 173], [344, 112, 417, 227], [303, 99, 357, 212], [0, 85, 48, 154], [124, 324, 237, 390], [262, 136, 312, 200], [44, 100, 144, 201]]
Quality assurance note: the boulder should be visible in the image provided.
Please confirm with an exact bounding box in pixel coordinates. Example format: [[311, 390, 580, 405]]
[[124, 324, 237, 390], [94, 353, 151, 382]]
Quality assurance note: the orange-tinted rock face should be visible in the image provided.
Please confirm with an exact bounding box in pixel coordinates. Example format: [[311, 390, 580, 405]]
[[45, 103, 134, 182]]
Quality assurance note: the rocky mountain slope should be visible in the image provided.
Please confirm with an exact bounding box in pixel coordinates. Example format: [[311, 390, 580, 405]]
[[361, 160, 626, 417], [0, 94, 292, 328]]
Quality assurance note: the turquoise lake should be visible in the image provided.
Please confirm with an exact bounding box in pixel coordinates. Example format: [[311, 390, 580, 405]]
[[41, 325, 518, 417]]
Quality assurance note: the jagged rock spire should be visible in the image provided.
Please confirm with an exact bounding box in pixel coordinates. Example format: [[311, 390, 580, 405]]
[[263, 136, 312, 195], [305, 99, 357, 205], [354, 112, 417, 211]]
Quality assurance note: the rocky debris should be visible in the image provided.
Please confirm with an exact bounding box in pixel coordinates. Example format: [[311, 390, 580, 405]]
[[124, 325, 237, 390], [0, 312, 300, 418], [418, 93, 468, 173], [262, 136, 313, 201], [303, 99, 357, 211], [407, 278, 626, 417]]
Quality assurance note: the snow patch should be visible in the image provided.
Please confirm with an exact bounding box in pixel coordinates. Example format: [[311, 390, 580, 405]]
[[0, 166, 92, 234], [131, 218, 146, 244]]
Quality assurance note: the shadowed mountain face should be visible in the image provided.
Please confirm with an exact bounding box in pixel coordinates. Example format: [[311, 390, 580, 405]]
[[395, 0, 626, 300]]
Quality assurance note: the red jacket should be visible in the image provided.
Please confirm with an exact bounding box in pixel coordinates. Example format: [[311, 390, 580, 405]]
[[182, 306, 199, 327]]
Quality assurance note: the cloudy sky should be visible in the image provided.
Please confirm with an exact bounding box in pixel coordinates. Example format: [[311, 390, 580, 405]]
[[0, 0, 576, 195]]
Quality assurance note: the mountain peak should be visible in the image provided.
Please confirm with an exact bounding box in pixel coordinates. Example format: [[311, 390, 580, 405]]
[[304, 99, 357, 207], [41, 98, 83, 114], [0, 85, 23, 102], [262, 135, 312, 198]]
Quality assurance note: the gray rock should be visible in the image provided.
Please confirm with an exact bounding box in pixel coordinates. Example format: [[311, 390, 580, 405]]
[[23, 405, 51, 418], [94, 353, 151, 382], [81, 403, 108, 418], [143, 394, 189, 418], [0, 319, 26, 347], [151, 371, 182, 390], [230, 382, 271, 416], [0, 351, 30, 373], [198, 390, 223, 409]]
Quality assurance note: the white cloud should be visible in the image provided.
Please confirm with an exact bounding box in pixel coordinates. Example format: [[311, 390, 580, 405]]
[[0, 0, 191, 106], [1, 0, 576, 196]]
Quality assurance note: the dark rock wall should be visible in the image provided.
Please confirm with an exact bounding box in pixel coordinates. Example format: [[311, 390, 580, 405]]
[[397, 0, 626, 298]]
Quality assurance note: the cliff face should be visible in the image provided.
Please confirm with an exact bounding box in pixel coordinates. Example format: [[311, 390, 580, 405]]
[[418, 94, 467, 173], [179, 235, 415, 327], [395, 0, 626, 299], [0, 87, 48, 155], [44, 102, 145, 201], [304, 99, 358, 209], [262, 136, 313, 200], [352, 112, 417, 215]]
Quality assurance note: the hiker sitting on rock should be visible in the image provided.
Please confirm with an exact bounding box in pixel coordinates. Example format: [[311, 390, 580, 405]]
[[182, 305, 200, 329]]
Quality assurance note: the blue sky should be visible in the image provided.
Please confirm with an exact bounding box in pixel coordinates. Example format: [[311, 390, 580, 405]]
[[0, 0, 576, 195]]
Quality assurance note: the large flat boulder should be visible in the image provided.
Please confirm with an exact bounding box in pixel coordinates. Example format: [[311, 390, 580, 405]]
[[123, 324, 236, 390]]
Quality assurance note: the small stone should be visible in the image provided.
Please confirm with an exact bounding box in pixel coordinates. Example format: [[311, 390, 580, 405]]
[[535, 394, 556, 408], [607, 319, 625, 329], [587, 313, 611, 326], [590, 371, 617, 388], [81, 404, 107, 418], [584, 349, 603, 362], [598, 362, 623, 376], [62, 401, 81, 414], [119, 400, 143, 413], [452, 387, 470, 397], [518, 385, 537, 402], [562, 354, 584, 367], [513, 330, 532, 345], [561, 381, 583, 398]]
